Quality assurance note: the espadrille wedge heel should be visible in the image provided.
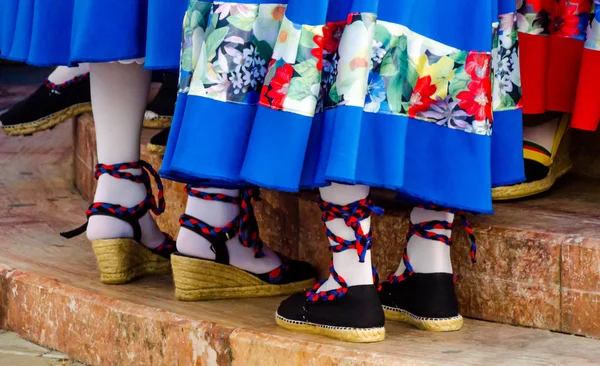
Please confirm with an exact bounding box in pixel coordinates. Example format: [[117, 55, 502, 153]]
[[61, 161, 176, 284], [378, 204, 477, 332], [276, 196, 386, 343], [493, 113, 573, 200], [91, 238, 172, 284], [172, 186, 316, 301]]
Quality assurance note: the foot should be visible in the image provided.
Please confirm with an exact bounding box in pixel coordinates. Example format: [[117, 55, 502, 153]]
[[379, 273, 462, 332], [276, 285, 385, 343], [276, 194, 385, 342], [1, 74, 92, 136], [379, 204, 476, 331], [61, 161, 176, 284], [171, 186, 315, 300]]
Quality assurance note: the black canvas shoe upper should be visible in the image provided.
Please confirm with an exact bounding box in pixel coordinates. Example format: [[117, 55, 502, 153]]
[[379, 273, 460, 319], [149, 127, 170, 147], [278, 285, 385, 329], [146, 73, 177, 117], [1, 74, 91, 127]]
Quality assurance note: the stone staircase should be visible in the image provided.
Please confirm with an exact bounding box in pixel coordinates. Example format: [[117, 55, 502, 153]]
[[0, 114, 599, 365]]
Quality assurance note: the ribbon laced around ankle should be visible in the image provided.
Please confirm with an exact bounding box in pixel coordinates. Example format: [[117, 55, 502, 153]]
[[181, 186, 265, 258], [306, 197, 383, 302], [60, 160, 165, 239], [384, 204, 477, 284]]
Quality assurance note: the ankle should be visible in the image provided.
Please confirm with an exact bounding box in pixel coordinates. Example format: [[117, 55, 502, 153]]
[[94, 169, 146, 206]]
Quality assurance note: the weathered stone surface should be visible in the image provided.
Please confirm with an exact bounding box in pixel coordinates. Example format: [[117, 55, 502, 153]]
[[5, 270, 233, 366], [73, 114, 97, 202]]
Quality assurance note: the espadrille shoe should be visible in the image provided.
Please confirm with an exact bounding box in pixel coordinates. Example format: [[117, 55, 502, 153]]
[[147, 127, 170, 156], [143, 73, 177, 129], [493, 114, 572, 201], [276, 196, 386, 343], [1, 74, 92, 136], [61, 161, 175, 284], [172, 186, 316, 301], [378, 205, 477, 332]]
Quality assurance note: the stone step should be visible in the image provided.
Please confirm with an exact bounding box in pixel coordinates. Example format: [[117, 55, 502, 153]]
[[72, 113, 600, 339], [2, 120, 600, 364]]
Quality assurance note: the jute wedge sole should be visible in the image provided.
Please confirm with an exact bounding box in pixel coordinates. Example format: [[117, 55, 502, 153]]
[[143, 116, 172, 129], [383, 306, 463, 332], [492, 136, 572, 201], [2, 102, 92, 136], [147, 142, 166, 156], [171, 254, 315, 300], [275, 313, 386, 343], [91, 239, 172, 285]]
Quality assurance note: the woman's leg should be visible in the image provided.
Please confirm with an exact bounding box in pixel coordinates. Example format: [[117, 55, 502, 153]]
[[86, 62, 165, 248]]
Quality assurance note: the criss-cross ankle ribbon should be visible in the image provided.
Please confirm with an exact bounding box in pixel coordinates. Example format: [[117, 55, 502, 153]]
[[384, 204, 477, 285], [179, 185, 240, 239], [306, 197, 383, 302], [180, 186, 265, 258], [60, 160, 165, 239], [45, 73, 89, 92]]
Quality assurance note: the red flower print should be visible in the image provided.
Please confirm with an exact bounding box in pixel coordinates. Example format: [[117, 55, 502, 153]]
[[457, 80, 493, 122], [264, 64, 294, 110], [528, 0, 555, 12], [312, 35, 324, 71], [322, 20, 346, 54], [570, 0, 592, 13], [408, 76, 437, 117], [549, 0, 581, 37], [465, 52, 490, 82]]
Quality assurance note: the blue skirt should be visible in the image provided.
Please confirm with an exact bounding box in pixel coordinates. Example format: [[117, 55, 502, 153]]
[[0, 0, 187, 69], [161, 0, 525, 214]]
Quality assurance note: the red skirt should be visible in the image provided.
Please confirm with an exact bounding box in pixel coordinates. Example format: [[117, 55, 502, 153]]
[[518, 0, 600, 130]]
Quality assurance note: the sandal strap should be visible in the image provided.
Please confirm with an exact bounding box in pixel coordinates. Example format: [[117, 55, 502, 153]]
[[183, 186, 266, 259], [60, 160, 165, 242], [45, 73, 89, 92], [306, 196, 383, 302], [384, 204, 477, 285]]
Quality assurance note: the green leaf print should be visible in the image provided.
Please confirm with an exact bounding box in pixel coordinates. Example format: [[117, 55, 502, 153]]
[[287, 77, 313, 101], [254, 40, 274, 62], [329, 84, 341, 105], [299, 27, 316, 49], [294, 59, 319, 82], [380, 48, 399, 77], [205, 27, 229, 62], [228, 14, 256, 32], [181, 48, 194, 72], [387, 72, 406, 114], [448, 50, 467, 65], [374, 24, 392, 49], [500, 94, 516, 109], [448, 66, 470, 99]]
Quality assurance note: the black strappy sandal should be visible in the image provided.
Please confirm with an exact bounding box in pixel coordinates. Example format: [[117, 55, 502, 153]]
[[171, 186, 316, 301], [378, 204, 477, 332], [61, 161, 176, 284], [275, 198, 386, 343]]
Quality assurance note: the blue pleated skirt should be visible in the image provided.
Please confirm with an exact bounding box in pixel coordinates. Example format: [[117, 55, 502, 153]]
[[0, 0, 188, 69], [161, 0, 526, 214]]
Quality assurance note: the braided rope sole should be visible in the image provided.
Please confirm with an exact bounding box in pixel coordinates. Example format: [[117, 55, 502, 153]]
[[91, 239, 172, 285], [2, 102, 92, 136], [143, 116, 172, 129], [147, 143, 166, 156], [492, 131, 572, 201], [383, 305, 463, 332], [171, 253, 315, 301], [275, 313, 385, 343]]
